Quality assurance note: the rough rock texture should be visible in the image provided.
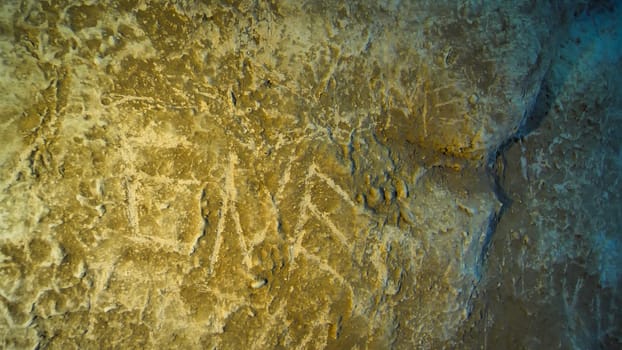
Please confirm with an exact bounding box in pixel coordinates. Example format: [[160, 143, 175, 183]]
[[458, 5, 622, 348], [0, 0, 619, 349]]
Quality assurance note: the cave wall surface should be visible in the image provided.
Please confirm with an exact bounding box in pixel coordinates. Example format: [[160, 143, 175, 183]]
[[0, 0, 620, 349], [458, 4, 622, 349]]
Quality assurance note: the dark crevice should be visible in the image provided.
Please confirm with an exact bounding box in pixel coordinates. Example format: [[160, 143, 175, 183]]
[[479, 62, 557, 272], [476, 0, 587, 269], [517, 80, 554, 137]]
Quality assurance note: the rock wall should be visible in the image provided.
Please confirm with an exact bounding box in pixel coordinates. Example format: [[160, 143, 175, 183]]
[[458, 3, 622, 348], [0, 1, 619, 349]]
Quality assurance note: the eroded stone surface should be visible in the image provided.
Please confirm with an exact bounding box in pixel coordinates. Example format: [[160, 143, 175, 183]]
[[0, 1, 587, 349], [457, 6, 622, 348]]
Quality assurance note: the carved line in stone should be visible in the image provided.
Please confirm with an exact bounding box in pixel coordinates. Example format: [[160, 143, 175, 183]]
[[208, 152, 253, 275], [125, 234, 181, 252], [276, 159, 292, 202], [123, 176, 140, 236], [306, 202, 351, 251], [289, 193, 311, 264], [309, 163, 360, 210], [299, 246, 346, 285]]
